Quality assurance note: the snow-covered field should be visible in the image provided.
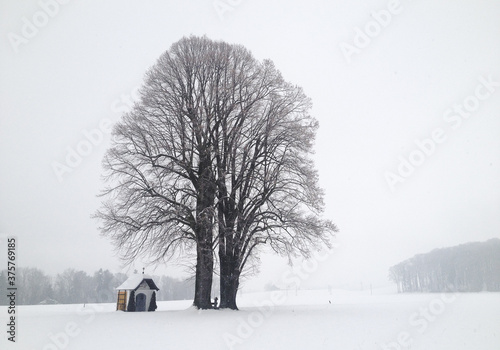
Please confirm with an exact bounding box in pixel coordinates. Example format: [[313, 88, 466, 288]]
[[2, 289, 499, 350]]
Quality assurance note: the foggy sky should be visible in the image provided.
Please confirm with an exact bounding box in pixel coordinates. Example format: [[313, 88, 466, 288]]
[[1, 0, 499, 291]]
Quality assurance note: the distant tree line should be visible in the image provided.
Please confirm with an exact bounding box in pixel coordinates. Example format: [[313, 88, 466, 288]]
[[389, 238, 500, 293], [0, 267, 197, 305]]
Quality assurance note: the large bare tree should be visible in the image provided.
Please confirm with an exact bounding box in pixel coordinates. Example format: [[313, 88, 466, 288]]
[[95, 36, 336, 310]]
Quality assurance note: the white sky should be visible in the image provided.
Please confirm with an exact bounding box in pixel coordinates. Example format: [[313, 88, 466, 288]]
[[1, 0, 499, 291]]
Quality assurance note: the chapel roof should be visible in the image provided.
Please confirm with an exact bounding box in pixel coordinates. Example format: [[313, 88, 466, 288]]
[[116, 274, 159, 291]]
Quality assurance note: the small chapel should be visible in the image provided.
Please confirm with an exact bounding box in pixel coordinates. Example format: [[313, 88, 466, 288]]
[[116, 273, 159, 312]]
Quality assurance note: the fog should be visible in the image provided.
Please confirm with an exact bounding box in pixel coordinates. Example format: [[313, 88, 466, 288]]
[[1, 0, 499, 291]]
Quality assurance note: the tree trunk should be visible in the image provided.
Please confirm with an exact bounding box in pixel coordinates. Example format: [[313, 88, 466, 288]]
[[219, 257, 240, 310], [226, 271, 239, 310], [192, 150, 215, 309], [193, 240, 214, 309], [219, 254, 229, 308]]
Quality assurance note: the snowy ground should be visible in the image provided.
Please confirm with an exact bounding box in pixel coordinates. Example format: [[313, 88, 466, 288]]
[[2, 289, 499, 350]]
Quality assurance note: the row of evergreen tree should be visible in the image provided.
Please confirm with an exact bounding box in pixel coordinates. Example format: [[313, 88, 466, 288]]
[[0, 267, 197, 305], [389, 238, 500, 293]]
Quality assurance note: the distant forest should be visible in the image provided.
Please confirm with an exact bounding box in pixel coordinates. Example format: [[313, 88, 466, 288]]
[[0, 268, 201, 305], [389, 238, 500, 293]]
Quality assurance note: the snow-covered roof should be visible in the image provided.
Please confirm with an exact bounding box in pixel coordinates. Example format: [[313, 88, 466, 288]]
[[116, 274, 159, 291]]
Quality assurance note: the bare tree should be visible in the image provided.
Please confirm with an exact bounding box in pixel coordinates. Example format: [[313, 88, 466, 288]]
[[95, 36, 336, 309]]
